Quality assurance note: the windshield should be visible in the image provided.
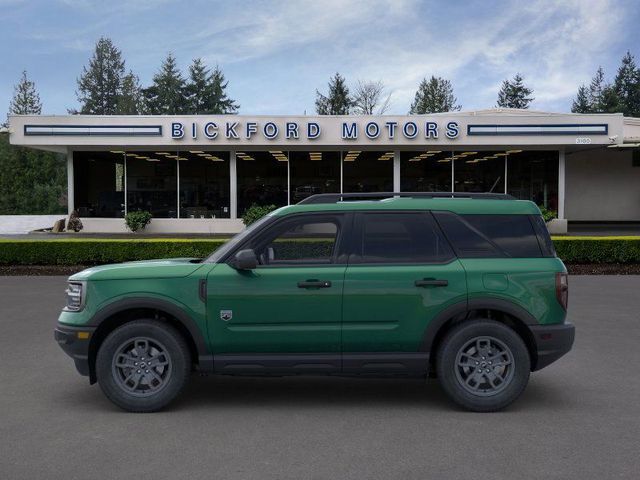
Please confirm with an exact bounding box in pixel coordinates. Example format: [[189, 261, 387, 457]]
[[204, 214, 274, 263]]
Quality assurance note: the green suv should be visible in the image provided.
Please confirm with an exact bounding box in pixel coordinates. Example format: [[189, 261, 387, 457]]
[[54, 192, 574, 412]]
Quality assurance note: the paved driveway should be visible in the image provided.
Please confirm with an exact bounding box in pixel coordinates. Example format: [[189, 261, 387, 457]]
[[0, 276, 638, 480]]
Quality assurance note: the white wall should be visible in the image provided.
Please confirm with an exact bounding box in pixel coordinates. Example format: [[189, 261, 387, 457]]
[[0, 215, 66, 234], [566, 149, 640, 221]]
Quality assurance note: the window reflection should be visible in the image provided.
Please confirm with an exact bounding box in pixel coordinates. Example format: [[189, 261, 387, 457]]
[[507, 150, 558, 210]]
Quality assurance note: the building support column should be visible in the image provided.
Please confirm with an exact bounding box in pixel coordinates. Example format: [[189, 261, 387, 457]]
[[66, 148, 74, 217], [230, 150, 237, 219], [558, 148, 566, 220], [547, 148, 568, 234], [393, 150, 401, 192]]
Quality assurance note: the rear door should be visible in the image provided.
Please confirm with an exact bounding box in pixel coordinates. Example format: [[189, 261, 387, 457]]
[[341, 211, 467, 372]]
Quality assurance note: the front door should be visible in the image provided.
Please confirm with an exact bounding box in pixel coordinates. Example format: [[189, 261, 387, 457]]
[[341, 211, 467, 373], [207, 213, 348, 372]]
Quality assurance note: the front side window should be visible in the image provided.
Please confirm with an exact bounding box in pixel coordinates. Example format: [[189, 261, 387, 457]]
[[251, 216, 340, 266], [354, 212, 454, 264]]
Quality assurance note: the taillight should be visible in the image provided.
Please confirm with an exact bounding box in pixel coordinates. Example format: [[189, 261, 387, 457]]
[[555, 272, 568, 310]]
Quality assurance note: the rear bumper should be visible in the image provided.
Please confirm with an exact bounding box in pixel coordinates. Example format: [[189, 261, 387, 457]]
[[530, 322, 575, 371], [54, 324, 96, 377]]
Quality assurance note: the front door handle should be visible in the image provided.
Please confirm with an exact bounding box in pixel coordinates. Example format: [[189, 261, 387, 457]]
[[297, 280, 332, 289], [415, 278, 448, 287]]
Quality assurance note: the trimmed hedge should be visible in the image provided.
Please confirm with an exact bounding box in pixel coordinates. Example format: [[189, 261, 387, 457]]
[[0, 239, 226, 265], [551, 236, 640, 264], [1, 236, 640, 266]]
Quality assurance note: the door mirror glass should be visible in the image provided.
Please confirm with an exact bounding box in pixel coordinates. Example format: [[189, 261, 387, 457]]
[[232, 249, 258, 270]]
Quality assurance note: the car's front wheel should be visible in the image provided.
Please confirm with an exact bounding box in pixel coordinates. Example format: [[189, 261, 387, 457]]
[[436, 319, 530, 412], [96, 320, 191, 412]]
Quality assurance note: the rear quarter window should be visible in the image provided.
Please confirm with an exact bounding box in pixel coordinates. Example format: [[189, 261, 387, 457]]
[[434, 212, 543, 258]]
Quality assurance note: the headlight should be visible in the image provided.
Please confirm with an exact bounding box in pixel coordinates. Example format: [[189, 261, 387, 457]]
[[64, 282, 85, 311]]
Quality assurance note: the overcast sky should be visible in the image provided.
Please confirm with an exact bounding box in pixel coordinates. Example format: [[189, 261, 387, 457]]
[[1, 0, 639, 117]]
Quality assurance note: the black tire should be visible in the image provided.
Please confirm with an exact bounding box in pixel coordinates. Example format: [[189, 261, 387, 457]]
[[436, 319, 530, 412], [96, 320, 191, 412]]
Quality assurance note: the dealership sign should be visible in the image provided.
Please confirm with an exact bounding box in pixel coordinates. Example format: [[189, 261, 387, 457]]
[[170, 120, 461, 142]]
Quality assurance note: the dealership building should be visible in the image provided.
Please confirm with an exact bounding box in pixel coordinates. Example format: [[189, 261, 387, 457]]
[[8, 109, 640, 234]]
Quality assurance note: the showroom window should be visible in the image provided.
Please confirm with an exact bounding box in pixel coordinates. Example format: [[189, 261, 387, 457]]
[[401, 150, 452, 192], [126, 151, 178, 218], [343, 150, 393, 192], [507, 150, 558, 209], [237, 151, 288, 216], [289, 151, 340, 203], [178, 151, 230, 218], [73, 151, 125, 218]]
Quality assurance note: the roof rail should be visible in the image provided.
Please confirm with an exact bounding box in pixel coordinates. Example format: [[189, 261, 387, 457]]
[[297, 192, 516, 205]]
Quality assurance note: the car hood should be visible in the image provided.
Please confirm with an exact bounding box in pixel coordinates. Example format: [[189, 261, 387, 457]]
[[69, 258, 205, 281]]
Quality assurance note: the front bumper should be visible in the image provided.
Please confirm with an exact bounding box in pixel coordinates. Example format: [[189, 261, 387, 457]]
[[530, 322, 575, 371], [54, 324, 96, 377]]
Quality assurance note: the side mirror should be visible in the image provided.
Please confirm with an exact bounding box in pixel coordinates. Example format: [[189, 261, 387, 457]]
[[232, 249, 258, 270]]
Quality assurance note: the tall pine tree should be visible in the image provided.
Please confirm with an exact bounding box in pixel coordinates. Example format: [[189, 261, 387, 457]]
[[74, 37, 125, 114], [315, 73, 352, 115], [496, 73, 534, 109], [409, 76, 461, 114], [613, 51, 640, 117], [8, 70, 42, 116], [144, 53, 187, 115], [185, 59, 239, 114], [116, 71, 144, 115], [571, 85, 591, 113]]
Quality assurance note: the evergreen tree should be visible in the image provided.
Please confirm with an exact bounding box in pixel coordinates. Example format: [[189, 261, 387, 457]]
[[143, 53, 187, 115], [613, 51, 640, 117], [588, 66, 607, 111], [185, 59, 239, 114], [75, 37, 125, 114], [409, 76, 460, 114], [116, 71, 144, 115], [208, 65, 239, 114], [315, 73, 352, 115], [8, 70, 42, 117], [496, 73, 534, 109], [571, 85, 591, 113]]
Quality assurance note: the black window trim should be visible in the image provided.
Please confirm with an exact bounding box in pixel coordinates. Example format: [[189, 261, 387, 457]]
[[348, 210, 458, 266], [223, 211, 353, 268]]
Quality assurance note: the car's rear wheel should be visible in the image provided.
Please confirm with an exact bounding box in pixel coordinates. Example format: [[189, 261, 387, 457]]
[[436, 319, 530, 412], [96, 320, 190, 412]]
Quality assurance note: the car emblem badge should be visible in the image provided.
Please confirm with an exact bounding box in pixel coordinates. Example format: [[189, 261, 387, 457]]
[[220, 310, 233, 321]]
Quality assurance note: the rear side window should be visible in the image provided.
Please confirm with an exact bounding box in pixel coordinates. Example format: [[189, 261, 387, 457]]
[[354, 212, 454, 264], [530, 215, 556, 257], [434, 212, 542, 258]]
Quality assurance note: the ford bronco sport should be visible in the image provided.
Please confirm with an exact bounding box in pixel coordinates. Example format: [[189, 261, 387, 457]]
[[55, 192, 574, 412]]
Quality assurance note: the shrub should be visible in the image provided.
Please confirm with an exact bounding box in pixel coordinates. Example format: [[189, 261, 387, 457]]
[[538, 205, 557, 223], [66, 210, 83, 232], [242, 204, 277, 226], [125, 210, 152, 232]]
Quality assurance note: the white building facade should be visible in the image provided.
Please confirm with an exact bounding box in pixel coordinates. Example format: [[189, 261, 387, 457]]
[[9, 109, 640, 234]]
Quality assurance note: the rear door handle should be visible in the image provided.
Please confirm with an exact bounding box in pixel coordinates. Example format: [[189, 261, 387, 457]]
[[415, 278, 448, 287], [298, 280, 332, 289]]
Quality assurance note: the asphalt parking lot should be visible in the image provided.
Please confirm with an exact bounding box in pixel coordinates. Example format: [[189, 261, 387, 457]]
[[1, 276, 639, 480]]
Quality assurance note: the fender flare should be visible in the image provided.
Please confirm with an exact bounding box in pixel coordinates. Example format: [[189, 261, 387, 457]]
[[87, 297, 213, 372], [420, 297, 538, 353]]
